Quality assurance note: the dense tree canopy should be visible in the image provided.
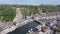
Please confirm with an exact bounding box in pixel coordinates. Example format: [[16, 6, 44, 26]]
[[0, 5, 16, 22], [0, 5, 60, 22]]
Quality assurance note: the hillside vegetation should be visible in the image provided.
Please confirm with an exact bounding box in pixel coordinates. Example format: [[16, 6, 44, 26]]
[[0, 5, 60, 22]]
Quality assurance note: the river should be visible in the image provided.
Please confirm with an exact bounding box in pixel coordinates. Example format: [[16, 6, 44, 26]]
[[7, 18, 56, 34], [7, 21, 39, 34]]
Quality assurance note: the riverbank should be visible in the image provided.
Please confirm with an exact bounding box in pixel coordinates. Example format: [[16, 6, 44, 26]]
[[0, 12, 60, 34]]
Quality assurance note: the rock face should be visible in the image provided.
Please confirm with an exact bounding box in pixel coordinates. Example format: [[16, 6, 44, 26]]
[[13, 8, 23, 23]]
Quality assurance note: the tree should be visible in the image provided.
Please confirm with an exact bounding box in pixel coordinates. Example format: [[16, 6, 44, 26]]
[[42, 9, 46, 13]]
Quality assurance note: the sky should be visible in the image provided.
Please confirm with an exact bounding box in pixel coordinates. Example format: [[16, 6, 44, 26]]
[[0, 0, 60, 5]]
